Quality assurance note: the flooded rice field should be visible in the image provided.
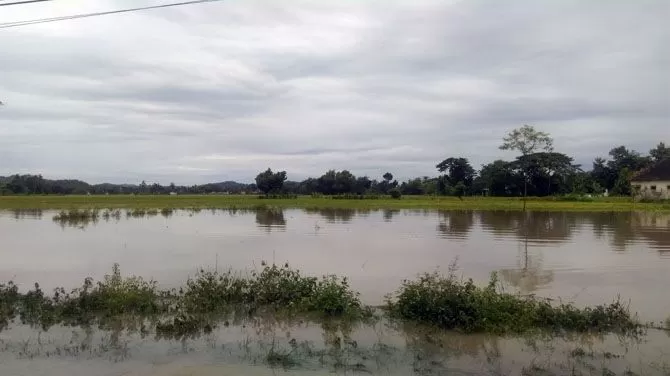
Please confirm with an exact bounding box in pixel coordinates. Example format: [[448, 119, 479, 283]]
[[1, 208, 669, 375]]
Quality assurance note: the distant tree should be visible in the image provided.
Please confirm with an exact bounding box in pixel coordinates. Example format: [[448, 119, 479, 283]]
[[607, 146, 650, 173], [500, 125, 554, 209], [513, 152, 580, 196], [435, 157, 475, 195], [169, 182, 176, 192], [649, 142, 670, 162], [255, 168, 287, 195], [399, 178, 424, 195], [353, 176, 372, 195], [298, 178, 319, 195], [475, 160, 520, 196], [375, 172, 397, 194], [601, 146, 651, 195], [590, 157, 616, 192], [612, 167, 633, 195]]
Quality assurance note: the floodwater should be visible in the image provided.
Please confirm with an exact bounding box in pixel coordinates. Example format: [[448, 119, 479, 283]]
[[1, 208, 670, 375]]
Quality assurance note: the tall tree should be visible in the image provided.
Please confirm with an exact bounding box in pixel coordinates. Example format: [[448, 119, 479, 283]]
[[499, 125, 554, 209], [435, 157, 475, 196], [255, 168, 287, 195]]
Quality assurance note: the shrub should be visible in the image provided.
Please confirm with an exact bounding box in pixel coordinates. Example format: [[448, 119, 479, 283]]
[[389, 189, 402, 199], [0, 281, 19, 331], [53, 264, 162, 325], [178, 262, 367, 318], [180, 269, 249, 313], [386, 271, 640, 334], [302, 275, 365, 317]]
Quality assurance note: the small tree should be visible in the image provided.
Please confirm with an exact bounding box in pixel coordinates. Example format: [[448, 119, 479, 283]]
[[500, 125, 553, 210], [255, 168, 287, 195]]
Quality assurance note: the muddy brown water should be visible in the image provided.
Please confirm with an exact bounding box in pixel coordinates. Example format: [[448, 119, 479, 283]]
[[1, 209, 670, 375]]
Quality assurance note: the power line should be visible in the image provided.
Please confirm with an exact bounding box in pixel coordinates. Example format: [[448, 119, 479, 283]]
[[0, 0, 221, 29], [0, 0, 52, 7]]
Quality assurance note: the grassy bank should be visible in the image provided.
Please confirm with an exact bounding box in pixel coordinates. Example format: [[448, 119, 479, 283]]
[[0, 194, 668, 211]]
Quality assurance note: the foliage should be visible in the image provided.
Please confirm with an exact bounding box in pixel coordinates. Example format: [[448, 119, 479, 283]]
[[436, 157, 475, 195], [0, 281, 20, 331], [179, 262, 367, 318], [500, 125, 554, 156], [649, 142, 670, 162], [499, 125, 555, 201], [0, 263, 654, 337], [255, 168, 288, 195], [1, 138, 664, 199], [386, 271, 641, 334], [389, 188, 402, 199]]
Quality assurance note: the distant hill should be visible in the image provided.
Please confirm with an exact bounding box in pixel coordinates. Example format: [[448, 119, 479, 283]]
[[0, 174, 256, 195]]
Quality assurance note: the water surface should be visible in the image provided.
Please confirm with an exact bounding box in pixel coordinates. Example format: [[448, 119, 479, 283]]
[[1, 208, 670, 375]]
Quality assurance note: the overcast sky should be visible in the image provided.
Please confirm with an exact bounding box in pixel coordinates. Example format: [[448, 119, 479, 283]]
[[0, 0, 668, 184]]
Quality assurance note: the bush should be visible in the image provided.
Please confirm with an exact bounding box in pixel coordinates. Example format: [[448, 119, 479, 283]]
[[0, 282, 20, 331], [389, 189, 402, 199], [179, 262, 367, 318], [386, 271, 640, 334]]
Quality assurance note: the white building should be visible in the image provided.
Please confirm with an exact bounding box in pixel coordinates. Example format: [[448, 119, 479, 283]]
[[632, 159, 670, 199]]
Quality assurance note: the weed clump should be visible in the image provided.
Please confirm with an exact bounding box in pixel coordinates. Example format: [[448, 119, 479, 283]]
[[180, 262, 367, 318], [11, 264, 163, 329], [52, 209, 100, 227], [0, 281, 20, 331], [386, 271, 640, 334]]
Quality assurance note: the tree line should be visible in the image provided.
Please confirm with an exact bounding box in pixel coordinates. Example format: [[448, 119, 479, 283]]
[[2, 126, 668, 197], [255, 126, 669, 198]]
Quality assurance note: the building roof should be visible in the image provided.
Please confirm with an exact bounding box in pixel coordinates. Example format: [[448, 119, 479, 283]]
[[632, 158, 670, 182]]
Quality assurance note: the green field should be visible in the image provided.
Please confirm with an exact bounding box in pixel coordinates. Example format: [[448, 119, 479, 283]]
[[0, 194, 667, 212]]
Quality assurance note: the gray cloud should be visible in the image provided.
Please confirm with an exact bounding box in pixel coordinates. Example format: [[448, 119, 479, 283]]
[[0, 0, 668, 184]]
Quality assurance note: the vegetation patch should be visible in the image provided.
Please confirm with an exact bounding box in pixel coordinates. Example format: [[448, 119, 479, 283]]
[[0, 263, 647, 337], [180, 262, 369, 318], [52, 209, 100, 226], [386, 271, 641, 335]]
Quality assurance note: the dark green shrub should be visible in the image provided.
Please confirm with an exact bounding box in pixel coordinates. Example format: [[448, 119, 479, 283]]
[[0, 281, 19, 331], [386, 271, 640, 334], [180, 269, 249, 313], [389, 189, 402, 199]]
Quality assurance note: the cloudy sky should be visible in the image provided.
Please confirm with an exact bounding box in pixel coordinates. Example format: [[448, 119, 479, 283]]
[[0, 0, 668, 184]]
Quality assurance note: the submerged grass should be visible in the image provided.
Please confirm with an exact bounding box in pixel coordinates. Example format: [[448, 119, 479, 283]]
[[386, 270, 641, 335], [1, 194, 667, 212]]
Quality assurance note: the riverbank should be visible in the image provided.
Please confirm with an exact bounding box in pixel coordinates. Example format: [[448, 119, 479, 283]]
[[0, 194, 668, 211]]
